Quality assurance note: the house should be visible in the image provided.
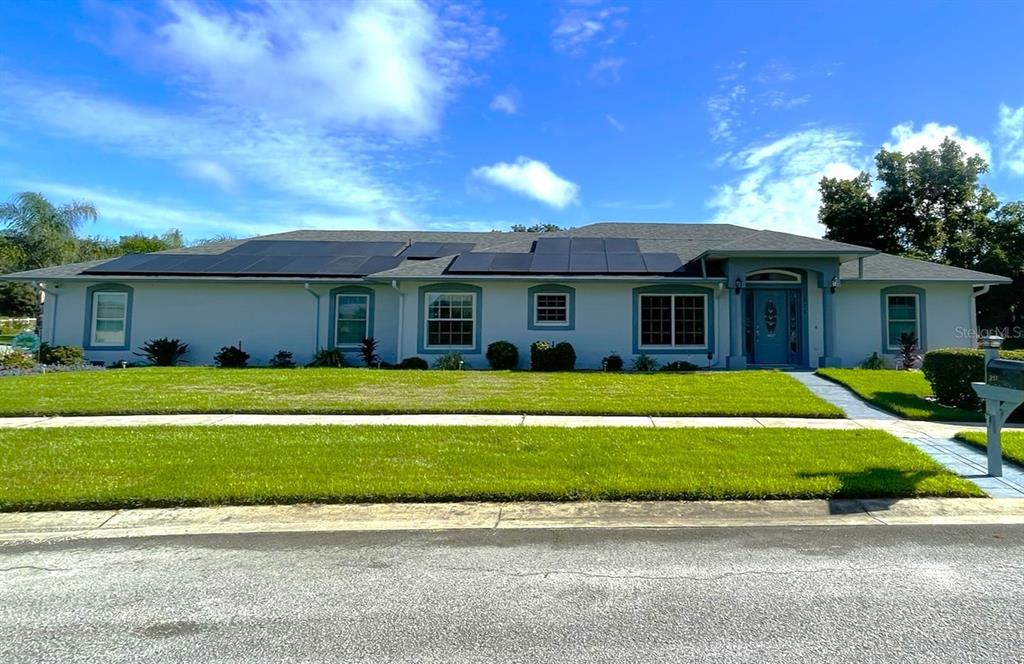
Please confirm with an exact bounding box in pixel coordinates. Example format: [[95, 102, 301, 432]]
[[3, 222, 1011, 369]]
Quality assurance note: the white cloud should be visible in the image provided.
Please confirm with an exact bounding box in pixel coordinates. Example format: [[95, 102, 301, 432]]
[[885, 122, 992, 163], [489, 88, 520, 114], [589, 57, 625, 85], [182, 159, 237, 193], [605, 114, 625, 132], [708, 128, 865, 237], [707, 85, 746, 143], [996, 103, 1024, 175], [121, 0, 498, 136], [706, 58, 810, 143], [472, 157, 580, 208], [552, 4, 627, 55]]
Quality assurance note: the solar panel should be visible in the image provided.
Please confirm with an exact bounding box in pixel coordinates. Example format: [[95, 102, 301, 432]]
[[243, 256, 297, 273], [489, 253, 533, 272], [313, 257, 365, 275], [533, 237, 571, 254], [223, 240, 405, 257], [570, 238, 605, 253], [606, 252, 647, 273], [84, 253, 155, 273], [403, 242, 475, 259], [528, 253, 570, 273], [201, 255, 264, 273], [355, 255, 404, 275], [641, 253, 683, 273], [448, 253, 495, 272], [569, 252, 608, 273], [604, 238, 640, 253]]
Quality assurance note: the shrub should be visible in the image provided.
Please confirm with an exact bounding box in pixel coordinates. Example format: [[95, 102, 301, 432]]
[[486, 340, 519, 370], [897, 332, 921, 370], [397, 356, 428, 370], [660, 360, 700, 372], [632, 353, 659, 372], [307, 348, 345, 368], [530, 341, 576, 371], [135, 338, 188, 366], [359, 337, 380, 367], [603, 353, 623, 371], [0, 351, 34, 370], [214, 344, 250, 368], [39, 343, 85, 366], [434, 352, 465, 370], [922, 347, 1024, 409], [269, 350, 296, 368], [858, 352, 889, 370]]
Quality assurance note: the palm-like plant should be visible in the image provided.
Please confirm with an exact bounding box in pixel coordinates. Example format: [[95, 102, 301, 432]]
[[0, 192, 98, 269]]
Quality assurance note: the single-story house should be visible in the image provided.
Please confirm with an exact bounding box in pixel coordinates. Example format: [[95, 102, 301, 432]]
[[4, 222, 1011, 369]]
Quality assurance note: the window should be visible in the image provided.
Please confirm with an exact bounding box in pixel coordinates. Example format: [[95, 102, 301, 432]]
[[533, 293, 568, 325], [425, 292, 476, 348], [90, 291, 128, 347], [639, 294, 707, 347], [746, 269, 801, 283], [335, 294, 369, 346], [886, 294, 919, 350]]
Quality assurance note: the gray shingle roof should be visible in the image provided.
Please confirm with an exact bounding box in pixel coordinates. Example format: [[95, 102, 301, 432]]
[[1, 221, 1011, 284]]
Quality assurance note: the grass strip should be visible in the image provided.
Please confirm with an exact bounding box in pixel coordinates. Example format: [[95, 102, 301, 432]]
[[816, 369, 982, 422]]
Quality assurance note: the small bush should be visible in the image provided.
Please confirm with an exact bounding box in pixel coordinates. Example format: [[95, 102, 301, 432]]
[[486, 340, 519, 370], [858, 352, 889, 370], [922, 347, 1024, 409], [0, 351, 35, 370], [660, 360, 700, 372], [603, 353, 623, 371], [39, 343, 85, 366], [897, 332, 921, 370], [307, 348, 345, 368], [434, 352, 465, 370], [214, 344, 250, 368], [360, 337, 381, 367], [397, 356, 428, 370], [530, 341, 576, 371], [632, 353, 659, 372], [269, 350, 296, 368], [135, 338, 188, 366]]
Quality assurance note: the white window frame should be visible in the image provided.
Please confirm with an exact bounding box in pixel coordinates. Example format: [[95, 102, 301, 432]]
[[334, 293, 369, 348], [885, 293, 920, 351], [90, 291, 129, 347], [638, 293, 708, 349], [532, 292, 569, 326], [424, 292, 477, 350]]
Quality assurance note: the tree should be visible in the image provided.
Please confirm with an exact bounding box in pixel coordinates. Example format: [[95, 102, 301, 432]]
[[510, 223, 565, 233], [0, 192, 97, 269], [819, 172, 899, 253]]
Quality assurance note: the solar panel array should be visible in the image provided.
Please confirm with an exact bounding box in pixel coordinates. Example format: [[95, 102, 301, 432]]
[[84, 239, 407, 277], [447, 237, 685, 275], [401, 242, 476, 259]]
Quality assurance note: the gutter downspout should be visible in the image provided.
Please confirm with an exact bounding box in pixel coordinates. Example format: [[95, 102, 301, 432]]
[[304, 283, 321, 353], [972, 285, 991, 341], [391, 280, 404, 361], [35, 282, 59, 344]]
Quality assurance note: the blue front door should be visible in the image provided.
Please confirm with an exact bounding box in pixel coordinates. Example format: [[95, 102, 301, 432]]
[[752, 289, 790, 365]]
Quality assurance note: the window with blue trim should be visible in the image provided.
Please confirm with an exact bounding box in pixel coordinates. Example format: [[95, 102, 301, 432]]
[[335, 293, 369, 346], [90, 291, 129, 347], [885, 294, 919, 350], [639, 293, 707, 348], [425, 292, 476, 348]]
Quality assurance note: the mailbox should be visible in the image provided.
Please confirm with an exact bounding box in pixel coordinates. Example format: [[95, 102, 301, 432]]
[[986, 359, 1024, 391]]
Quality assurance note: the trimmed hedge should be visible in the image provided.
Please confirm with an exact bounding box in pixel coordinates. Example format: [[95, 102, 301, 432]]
[[530, 341, 576, 371], [921, 347, 1024, 409], [486, 340, 519, 370]]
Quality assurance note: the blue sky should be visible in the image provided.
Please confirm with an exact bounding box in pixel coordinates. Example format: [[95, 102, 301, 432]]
[[1, 1, 1023, 241]]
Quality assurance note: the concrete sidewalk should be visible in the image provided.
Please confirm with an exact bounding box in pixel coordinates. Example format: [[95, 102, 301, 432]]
[[3, 498, 1024, 543]]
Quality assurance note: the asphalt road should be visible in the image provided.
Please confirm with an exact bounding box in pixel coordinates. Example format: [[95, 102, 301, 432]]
[[1, 525, 1023, 663]]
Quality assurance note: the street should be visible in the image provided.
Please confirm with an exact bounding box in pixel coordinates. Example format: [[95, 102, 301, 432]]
[[1, 525, 1023, 663]]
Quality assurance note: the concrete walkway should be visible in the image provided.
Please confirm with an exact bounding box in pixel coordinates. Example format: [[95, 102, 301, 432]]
[[786, 371, 1024, 499], [3, 498, 1024, 543]]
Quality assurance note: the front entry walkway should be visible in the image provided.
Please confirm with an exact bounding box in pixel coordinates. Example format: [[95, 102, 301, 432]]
[[787, 371, 1024, 499]]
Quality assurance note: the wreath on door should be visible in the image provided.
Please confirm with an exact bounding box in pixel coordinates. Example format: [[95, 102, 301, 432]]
[[764, 299, 778, 336]]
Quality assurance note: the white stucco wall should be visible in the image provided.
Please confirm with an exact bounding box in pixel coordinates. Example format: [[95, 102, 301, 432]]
[[833, 281, 977, 366]]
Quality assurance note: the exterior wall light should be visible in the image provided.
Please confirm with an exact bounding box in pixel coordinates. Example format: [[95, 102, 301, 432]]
[[830, 276, 839, 293], [734, 278, 743, 294]]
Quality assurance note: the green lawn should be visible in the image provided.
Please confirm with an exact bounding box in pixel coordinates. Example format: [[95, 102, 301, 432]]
[[0, 368, 843, 418], [816, 369, 983, 422], [956, 431, 1024, 467], [0, 425, 980, 511]]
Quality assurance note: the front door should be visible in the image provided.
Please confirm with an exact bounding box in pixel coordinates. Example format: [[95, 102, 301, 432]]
[[752, 289, 790, 365]]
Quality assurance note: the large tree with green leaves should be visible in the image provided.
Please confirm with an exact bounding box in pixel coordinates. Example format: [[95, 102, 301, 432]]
[[0, 192, 98, 269], [818, 139, 1021, 331]]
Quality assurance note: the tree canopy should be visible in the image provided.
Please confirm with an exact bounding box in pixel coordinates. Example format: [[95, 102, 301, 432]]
[[819, 139, 1022, 332]]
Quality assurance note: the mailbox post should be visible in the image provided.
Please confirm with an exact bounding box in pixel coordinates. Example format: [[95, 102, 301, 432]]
[[971, 336, 1024, 477]]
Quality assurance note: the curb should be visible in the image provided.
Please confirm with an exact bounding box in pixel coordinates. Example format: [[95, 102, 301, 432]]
[[3, 498, 1024, 543]]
